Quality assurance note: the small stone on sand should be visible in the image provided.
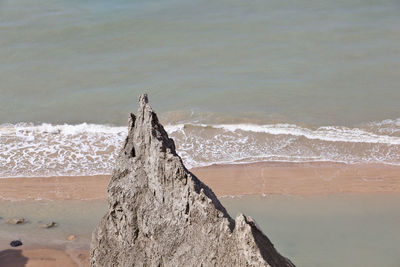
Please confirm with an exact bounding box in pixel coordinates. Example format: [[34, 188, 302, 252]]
[[7, 218, 25, 224], [67, 235, 76, 241], [41, 221, 57, 228]]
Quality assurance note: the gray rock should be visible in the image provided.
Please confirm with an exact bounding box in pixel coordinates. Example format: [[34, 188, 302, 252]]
[[90, 94, 295, 267], [41, 221, 57, 228]]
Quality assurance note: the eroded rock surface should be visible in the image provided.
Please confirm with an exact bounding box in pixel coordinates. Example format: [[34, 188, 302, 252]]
[[90, 94, 295, 267]]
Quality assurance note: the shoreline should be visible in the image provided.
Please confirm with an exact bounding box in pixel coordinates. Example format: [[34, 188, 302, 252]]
[[1, 161, 400, 266], [0, 161, 400, 201]]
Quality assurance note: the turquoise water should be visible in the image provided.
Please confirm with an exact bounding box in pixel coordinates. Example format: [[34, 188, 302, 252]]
[[221, 194, 400, 267], [0, 200, 106, 251], [1, 0, 400, 177], [1, 195, 399, 266], [1, 0, 400, 126]]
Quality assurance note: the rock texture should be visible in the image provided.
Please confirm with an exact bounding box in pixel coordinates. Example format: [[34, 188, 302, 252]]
[[90, 94, 295, 267]]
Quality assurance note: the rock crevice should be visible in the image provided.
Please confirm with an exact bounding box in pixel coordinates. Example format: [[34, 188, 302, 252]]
[[90, 94, 295, 267]]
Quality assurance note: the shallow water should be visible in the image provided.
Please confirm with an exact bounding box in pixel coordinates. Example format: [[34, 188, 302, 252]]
[[1, 194, 399, 266], [0, 200, 106, 251], [222, 194, 400, 267]]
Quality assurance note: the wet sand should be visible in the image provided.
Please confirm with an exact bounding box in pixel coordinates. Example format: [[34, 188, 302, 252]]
[[0, 248, 89, 267], [1, 162, 400, 266], [193, 161, 400, 196], [0, 175, 109, 201], [1, 162, 400, 201]]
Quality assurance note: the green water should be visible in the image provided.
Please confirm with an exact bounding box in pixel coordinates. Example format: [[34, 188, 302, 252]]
[[0, 195, 399, 266], [1, 0, 400, 126], [0, 200, 106, 251], [221, 194, 400, 267]]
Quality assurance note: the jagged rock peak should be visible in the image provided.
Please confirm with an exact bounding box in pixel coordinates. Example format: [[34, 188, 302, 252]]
[[121, 93, 176, 162], [90, 94, 295, 267]]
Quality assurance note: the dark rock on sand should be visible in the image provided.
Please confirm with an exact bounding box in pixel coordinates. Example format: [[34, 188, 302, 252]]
[[10, 240, 23, 247], [90, 94, 295, 267]]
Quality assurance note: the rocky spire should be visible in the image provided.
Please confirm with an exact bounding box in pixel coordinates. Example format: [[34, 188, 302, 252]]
[[90, 94, 295, 267]]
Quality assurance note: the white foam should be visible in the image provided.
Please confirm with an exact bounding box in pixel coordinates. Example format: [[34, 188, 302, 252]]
[[0, 123, 128, 178], [8, 122, 127, 135], [1, 120, 400, 178], [166, 123, 400, 145], [164, 121, 400, 169]]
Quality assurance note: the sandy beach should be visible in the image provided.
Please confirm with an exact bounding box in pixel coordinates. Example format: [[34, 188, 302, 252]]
[[193, 162, 400, 196], [0, 248, 89, 267], [1, 162, 400, 201], [1, 161, 400, 266]]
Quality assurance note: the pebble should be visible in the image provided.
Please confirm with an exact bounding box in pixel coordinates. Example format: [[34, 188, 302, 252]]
[[10, 240, 23, 247], [67, 235, 76, 241], [7, 218, 25, 225], [41, 221, 57, 228]]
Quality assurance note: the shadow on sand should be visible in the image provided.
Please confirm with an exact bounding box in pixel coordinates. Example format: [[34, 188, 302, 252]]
[[0, 249, 28, 267]]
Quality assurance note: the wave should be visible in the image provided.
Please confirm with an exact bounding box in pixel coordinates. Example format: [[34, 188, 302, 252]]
[[1, 119, 400, 177], [166, 123, 400, 144], [0, 123, 127, 178]]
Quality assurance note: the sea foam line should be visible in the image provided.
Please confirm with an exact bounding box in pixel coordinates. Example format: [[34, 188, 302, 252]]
[[1, 120, 400, 178], [2, 121, 399, 145], [165, 123, 400, 145]]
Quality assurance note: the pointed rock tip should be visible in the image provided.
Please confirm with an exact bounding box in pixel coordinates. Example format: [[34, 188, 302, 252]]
[[139, 93, 149, 105]]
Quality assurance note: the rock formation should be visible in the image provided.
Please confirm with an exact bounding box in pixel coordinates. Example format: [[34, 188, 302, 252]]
[[90, 94, 295, 267]]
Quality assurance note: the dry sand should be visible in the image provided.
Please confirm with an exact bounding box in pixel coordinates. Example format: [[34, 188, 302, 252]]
[[0, 162, 400, 201]]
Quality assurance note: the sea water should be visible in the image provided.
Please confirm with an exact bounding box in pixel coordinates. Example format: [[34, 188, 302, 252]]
[[0, 200, 107, 251], [1, 0, 400, 177], [222, 194, 400, 267], [1, 195, 399, 267]]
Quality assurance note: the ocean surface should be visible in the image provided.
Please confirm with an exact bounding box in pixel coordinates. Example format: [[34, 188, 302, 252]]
[[1, 0, 400, 177]]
